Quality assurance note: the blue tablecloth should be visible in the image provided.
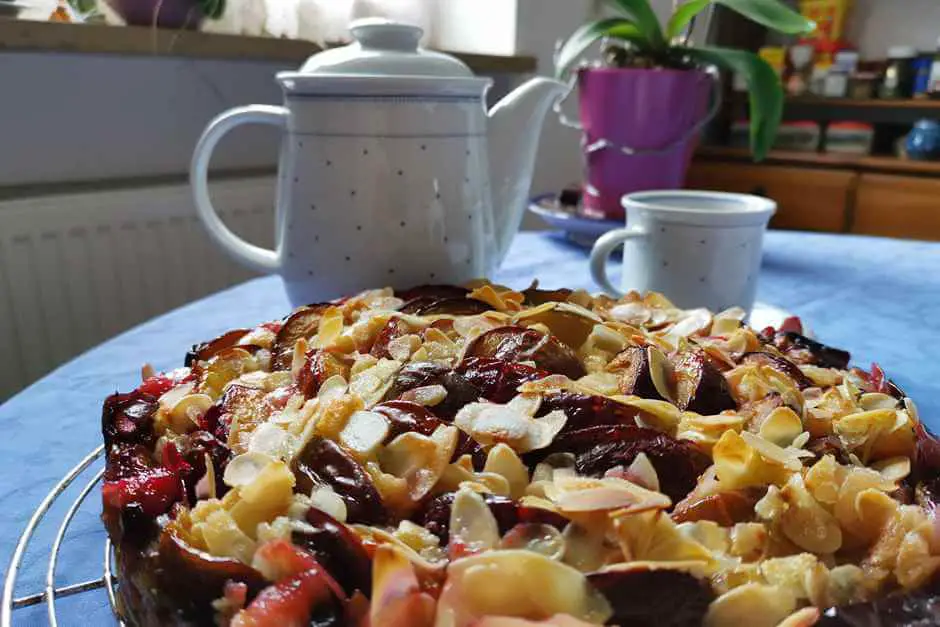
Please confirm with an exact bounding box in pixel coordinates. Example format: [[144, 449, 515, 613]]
[[2, 230, 939, 625]]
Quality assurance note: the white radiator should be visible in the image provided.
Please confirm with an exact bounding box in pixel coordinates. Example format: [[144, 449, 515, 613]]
[[0, 176, 277, 401]]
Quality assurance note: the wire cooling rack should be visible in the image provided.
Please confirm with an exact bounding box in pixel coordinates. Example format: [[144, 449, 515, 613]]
[[2, 445, 126, 627]]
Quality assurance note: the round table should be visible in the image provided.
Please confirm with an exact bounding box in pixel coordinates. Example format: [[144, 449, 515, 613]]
[[2, 230, 939, 625]]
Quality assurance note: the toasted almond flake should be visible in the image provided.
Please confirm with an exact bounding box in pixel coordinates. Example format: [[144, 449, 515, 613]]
[[576, 372, 621, 396], [872, 455, 911, 482], [665, 308, 712, 343], [778, 476, 843, 554], [310, 485, 348, 522], [704, 584, 797, 627], [380, 425, 458, 502], [777, 607, 822, 627], [608, 302, 651, 325], [401, 384, 448, 407], [455, 402, 567, 453], [195, 452, 216, 500], [859, 392, 900, 411], [290, 337, 309, 380], [548, 476, 671, 514], [339, 410, 390, 459], [469, 284, 525, 312], [437, 550, 612, 625], [758, 407, 804, 448], [369, 544, 436, 627], [615, 397, 681, 433], [622, 452, 660, 492], [484, 444, 530, 500], [741, 431, 804, 471], [647, 346, 677, 404], [317, 374, 348, 402], [158, 381, 195, 410], [167, 393, 213, 433], [348, 358, 401, 407], [311, 311, 344, 349], [247, 422, 296, 459], [450, 487, 501, 555], [223, 452, 275, 488], [507, 393, 542, 417], [387, 334, 422, 361], [499, 523, 565, 560]]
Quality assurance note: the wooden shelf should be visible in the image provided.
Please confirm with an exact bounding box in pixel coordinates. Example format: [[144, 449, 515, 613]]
[[0, 19, 538, 73], [697, 146, 940, 176], [790, 97, 940, 109]]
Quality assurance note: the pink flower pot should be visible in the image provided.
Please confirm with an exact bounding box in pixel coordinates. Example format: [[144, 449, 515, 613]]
[[108, 0, 204, 29], [578, 67, 712, 220]]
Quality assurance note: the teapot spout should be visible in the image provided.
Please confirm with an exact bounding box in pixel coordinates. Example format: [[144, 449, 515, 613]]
[[487, 77, 567, 263]]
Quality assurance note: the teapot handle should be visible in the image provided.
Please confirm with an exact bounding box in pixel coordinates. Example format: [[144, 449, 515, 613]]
[[190, 105, 287, 274]]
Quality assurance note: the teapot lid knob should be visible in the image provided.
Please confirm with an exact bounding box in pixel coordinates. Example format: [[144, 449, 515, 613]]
[[293, 17, 475, 79], [350, 18, 422, 52]]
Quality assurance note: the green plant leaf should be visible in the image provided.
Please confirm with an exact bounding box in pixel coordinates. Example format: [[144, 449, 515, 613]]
[[606, 0, 666, 49], [199, 0, 226, 19], [684, 46, 783, 161], [668, 0, 815, 40], [554, 18, 649, 78]]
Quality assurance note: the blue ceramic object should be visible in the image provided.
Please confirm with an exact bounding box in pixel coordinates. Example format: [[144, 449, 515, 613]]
[[906, 119, 940, 160]]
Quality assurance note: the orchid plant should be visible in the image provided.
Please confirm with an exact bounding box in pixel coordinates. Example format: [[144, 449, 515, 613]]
[[555, 0, 816, 160]]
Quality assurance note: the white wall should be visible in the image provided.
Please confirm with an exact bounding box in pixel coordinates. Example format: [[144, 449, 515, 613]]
[[847, 0, 940, 59], [0, 53, 287, 187]]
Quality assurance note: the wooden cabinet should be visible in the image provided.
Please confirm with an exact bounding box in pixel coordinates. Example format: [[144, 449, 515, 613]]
[[686, 162, 853, 232], [852, 174, 940, 240]]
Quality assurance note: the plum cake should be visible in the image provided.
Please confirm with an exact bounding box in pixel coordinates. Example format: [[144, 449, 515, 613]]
[[100, 282, 940, 627]]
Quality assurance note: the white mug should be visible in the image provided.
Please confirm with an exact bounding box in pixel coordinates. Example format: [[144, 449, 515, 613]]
[[590, 191, 777, 313]]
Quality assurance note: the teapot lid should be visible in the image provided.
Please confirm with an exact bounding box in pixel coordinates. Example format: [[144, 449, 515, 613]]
[[298, 18, 474, 79]]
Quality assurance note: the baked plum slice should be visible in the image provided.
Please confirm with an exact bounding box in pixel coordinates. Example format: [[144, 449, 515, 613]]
[[454, 357, 548, 404], [400, 296, 493, 316], [292, 507, 372, 598], [414, 491, 566, 545], [741, 351, 813, 389], [536, 392, 640, 432], [184, 328, 250, 367], [155, 528, 267, 623], [271, 304, 332, 370], [395, 284, 470, 302], [609, 345, 672, 401], [463, 326, 586, 380], [383, 362, 481, 418], [291, 436, 387, 525], [102, 390, 158, 448], [587, 567, 714, 627], [818, 572, 940, 626], [373, 400, 485, 465], [805, 435, 853, 466], [671, 488, 765, 526], [298, 349, 352, 399], [522, 286, 573, 306], [176, 430, 232, 503], [761, 330, 851, 370], [369, 316, 414, 359], [540, 425, 710, 503], [673, 349, 736, 415]]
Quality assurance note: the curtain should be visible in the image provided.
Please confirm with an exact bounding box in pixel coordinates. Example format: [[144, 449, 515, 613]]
[[204, 0, 435, 45]]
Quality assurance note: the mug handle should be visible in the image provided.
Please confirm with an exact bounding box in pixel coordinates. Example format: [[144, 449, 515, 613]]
[[190, 105, 288, 274], [589, 227, 647, 297]]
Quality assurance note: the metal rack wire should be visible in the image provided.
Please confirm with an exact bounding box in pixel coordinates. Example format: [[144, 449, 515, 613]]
[[2, 445, 126, 627]]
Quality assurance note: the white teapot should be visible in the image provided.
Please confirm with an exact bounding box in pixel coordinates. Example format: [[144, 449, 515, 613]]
[[191, 18, 566, 305]]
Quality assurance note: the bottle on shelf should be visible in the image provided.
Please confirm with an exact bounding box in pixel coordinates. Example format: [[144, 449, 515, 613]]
[[928, 36, 940, 98]]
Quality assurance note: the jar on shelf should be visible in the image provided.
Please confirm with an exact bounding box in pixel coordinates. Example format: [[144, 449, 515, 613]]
[[880, 46, 917, 99]]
